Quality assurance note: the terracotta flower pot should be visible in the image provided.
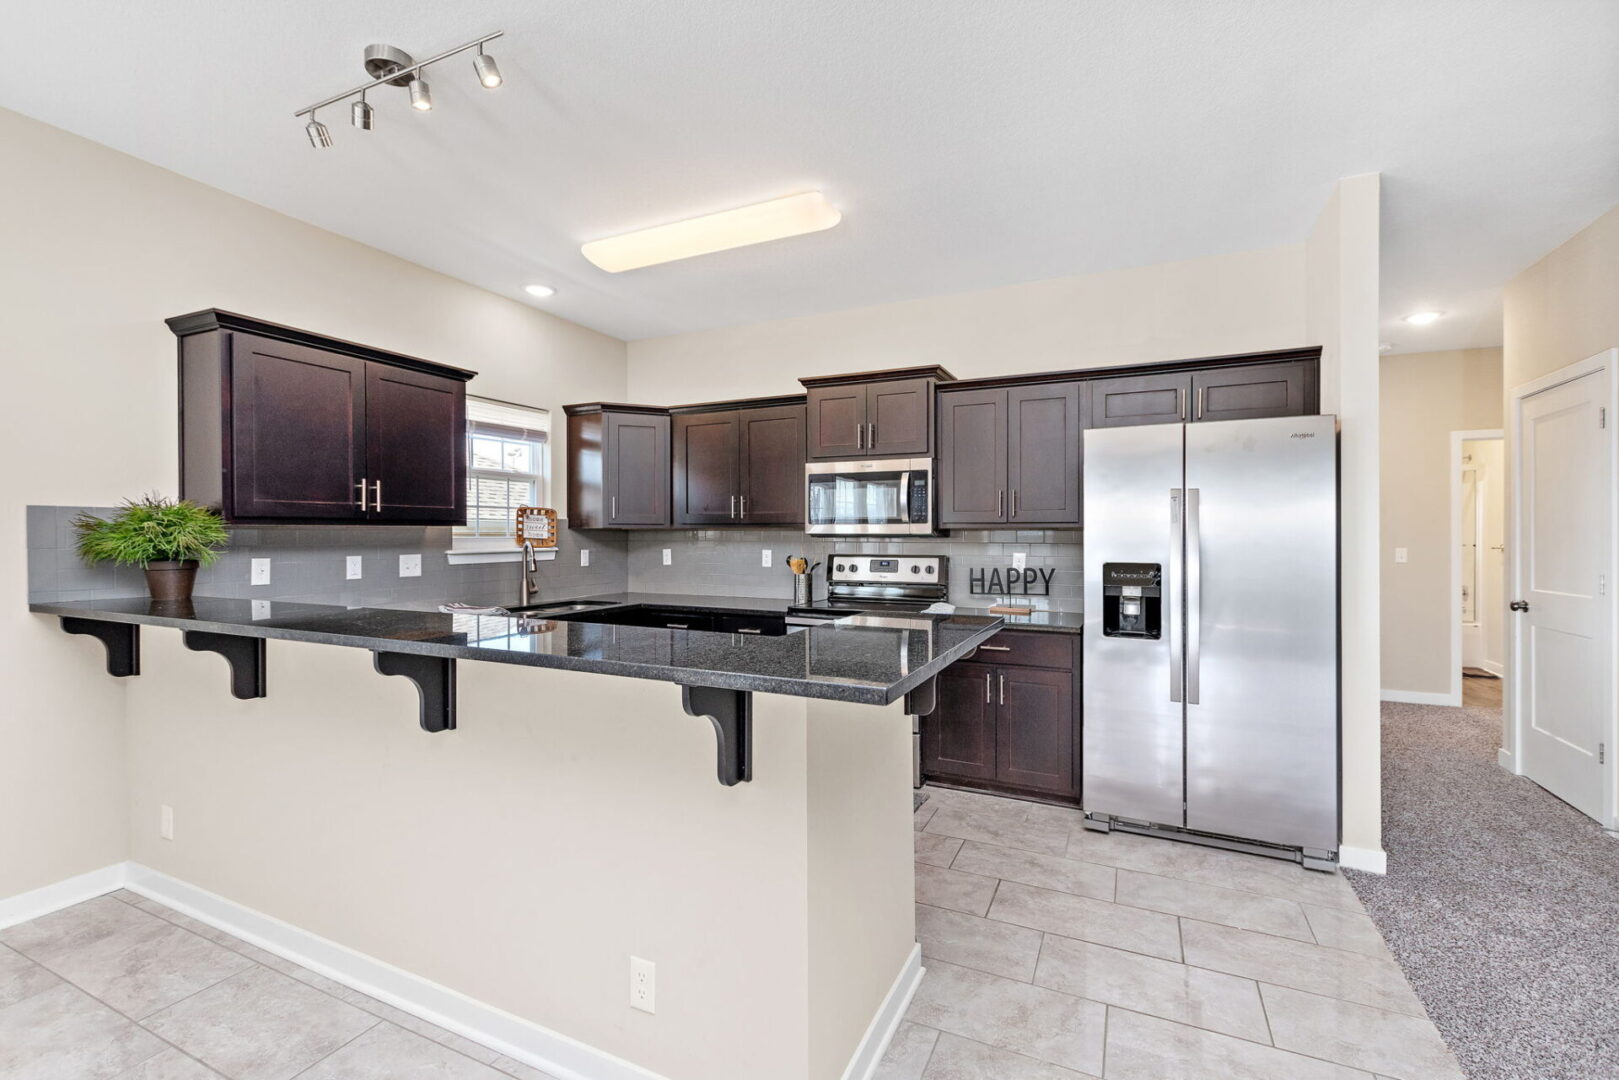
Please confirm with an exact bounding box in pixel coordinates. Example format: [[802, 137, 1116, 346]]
[[144, 560, 199, 603]]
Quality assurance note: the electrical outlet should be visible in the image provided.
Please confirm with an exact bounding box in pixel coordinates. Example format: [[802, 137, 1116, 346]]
[[629, 956, 655, 1013], [250, 558, 271, 586], [251, 600, 272, 620], [580, 549, 591, 568], [1012, 552, 1027, 571], [399, 554, 422, 578], [662, 548, 672, 566], [160, 805, 174, 841], [1394, 547, 1408, 564], [346, 555, 363, 580], [761, 549, 772, 568]]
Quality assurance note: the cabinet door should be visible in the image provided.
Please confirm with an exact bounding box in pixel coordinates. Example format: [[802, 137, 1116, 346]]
[[229, 333, 367, 520], [605, 412, 671, 526], [673, 411, 741, 525], [995, 666, 1076, 795], [867, 378, 933, 456], [922, 662, 997, 782], [1090, 371, 1190, 428], [1191, 360, 1313, 422], [1008, 383, 1081, 524], [365, 364, 465, 523], [739, 404, 806, 524], [938, 389, 1008, 525], [806, 386, 867, 459]]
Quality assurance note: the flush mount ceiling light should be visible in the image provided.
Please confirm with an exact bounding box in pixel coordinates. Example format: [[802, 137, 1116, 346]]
[[1403, 310, 1444, 325], [295, 32, 504, 147], [523, 284, 557, 298], [581, 192, 843, 273]]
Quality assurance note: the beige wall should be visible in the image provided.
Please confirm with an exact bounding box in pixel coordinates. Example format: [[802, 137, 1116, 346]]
[[627, 245, 1307, 401], [1379, 349, 1504, 697], [1504, 203, 1619, 390], [1305, 173, 1383, 863], [0, 107, 624, 896]]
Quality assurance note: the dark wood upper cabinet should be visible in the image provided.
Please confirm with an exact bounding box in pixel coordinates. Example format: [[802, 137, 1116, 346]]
[[802, 366, 953, 459], [673, 411, 741, 525], [1008, 383, 1082, 524], [1090, 370, 1190, 428], [938, 389, 1009, 524], [938, 382, 1081, 528], [922, 661, 998, 782], [606, 412, 672, 527], [1191, 359, 1315, 422], [805, 385, 867, 459], [171, 310, 474, 525], [738, 404, 807, 525]]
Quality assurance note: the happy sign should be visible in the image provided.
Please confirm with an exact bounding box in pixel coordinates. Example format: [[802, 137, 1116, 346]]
[[968, 566, 1055, 596]]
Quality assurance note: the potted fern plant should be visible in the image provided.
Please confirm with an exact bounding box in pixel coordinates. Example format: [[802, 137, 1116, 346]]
[[74, 496, 230, 603]]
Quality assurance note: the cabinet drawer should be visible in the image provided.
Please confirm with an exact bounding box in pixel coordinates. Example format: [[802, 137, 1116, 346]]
[[970, 630, 1074, 670]]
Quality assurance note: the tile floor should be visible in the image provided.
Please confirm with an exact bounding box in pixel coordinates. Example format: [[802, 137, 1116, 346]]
[[885, 785, 1465, 1080], [0, 892, 558, 1080], [1, 787, 1463, 1080]]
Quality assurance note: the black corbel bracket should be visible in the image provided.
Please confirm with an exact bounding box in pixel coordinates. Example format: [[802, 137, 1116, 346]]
[[61, 617, 140, 677], [182, 631, 267, 699], [903, 675, 938, 718], [681, 685, 753, 786], [373, 652, 457, 733]]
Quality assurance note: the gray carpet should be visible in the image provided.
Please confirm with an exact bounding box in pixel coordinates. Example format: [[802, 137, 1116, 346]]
[[1346, 701, 1619, 1080]]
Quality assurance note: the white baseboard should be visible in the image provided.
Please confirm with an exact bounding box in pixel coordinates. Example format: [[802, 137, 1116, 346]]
[[1380, 688, 1460, 707], [1497, 748, 1517, 773], [0, 862, 128, 931], [1338, 845, 1387, 874], [842, 944, 923, 1080], [123, 865, 665, 1080], [1480, 661, 1506, 678]]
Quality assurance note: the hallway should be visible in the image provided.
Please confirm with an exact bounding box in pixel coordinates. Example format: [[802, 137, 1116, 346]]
[[1347, 700, 1619, 1080]]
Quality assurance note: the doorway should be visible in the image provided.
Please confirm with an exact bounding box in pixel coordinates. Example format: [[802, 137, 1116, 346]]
[[1452, 430, 1504, 708], [1506, 350, 1617, 829]]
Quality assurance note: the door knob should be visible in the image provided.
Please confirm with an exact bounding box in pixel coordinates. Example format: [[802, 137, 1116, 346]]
[[1509, 600, 1530, 612]]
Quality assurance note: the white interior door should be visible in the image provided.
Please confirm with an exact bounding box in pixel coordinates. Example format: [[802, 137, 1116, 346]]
[[1515, 367, 1613, 822]]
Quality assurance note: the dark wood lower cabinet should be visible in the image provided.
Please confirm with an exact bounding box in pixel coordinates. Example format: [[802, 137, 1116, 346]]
[[923, 631, 1080, 801]]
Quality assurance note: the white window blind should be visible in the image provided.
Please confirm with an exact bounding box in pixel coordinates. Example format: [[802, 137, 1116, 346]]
[[460, 397, 550, 539]]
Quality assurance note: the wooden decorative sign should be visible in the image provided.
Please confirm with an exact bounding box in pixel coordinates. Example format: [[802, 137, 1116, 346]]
[[515, 506, 558, 548], [968, 566, 1054, 596]]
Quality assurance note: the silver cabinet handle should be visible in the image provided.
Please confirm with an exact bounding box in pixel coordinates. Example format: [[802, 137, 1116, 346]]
[[1011, 489, 1019, 518], [1177, 387, 1186, 421], [979, 644, 1011, 652], [666, 622, 690, 629], [856, 422, 863, 450], [356, 478, 368, 511], [611, 495, 617, 520], [738, 627, 763, 634], [997, 672, 1005, 706], [1168, 488, 1183, 703], [740, 494, 746, 518], [1195, 386, 1205, 420], [730, 494, 737, 519], [984, 672, 991, 703], [998, 489, 1005, 518], [1186, 486, 1201, 705], [373, 480, 382, 512], [868, 422, 876, 448]]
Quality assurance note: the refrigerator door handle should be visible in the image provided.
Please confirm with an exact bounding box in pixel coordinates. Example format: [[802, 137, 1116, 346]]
[[1186, 486, 1202, 705], [1168, 488, 1183, 703]]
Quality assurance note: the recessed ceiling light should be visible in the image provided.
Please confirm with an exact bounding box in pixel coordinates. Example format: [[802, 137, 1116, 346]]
[[1378, 343, 1394, 354], [523, 284, 556, 298], [1402, 310, 1444, 326], [581, 191, 842, 273]]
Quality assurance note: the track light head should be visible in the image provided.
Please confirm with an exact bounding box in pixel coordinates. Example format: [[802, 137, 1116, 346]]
[[474, 47, 502, 88], [409, 76, 433, 111], [351, 97, 374, 130], [305, 117, 333, 148]]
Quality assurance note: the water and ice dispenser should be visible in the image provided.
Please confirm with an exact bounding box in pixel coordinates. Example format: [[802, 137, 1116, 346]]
[[1102, 562, 1162, 639]]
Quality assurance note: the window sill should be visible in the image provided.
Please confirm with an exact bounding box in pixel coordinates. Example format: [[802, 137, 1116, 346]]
[[446, 544, 557, 566]]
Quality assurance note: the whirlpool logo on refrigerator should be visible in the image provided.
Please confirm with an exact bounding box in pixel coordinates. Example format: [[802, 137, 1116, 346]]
[[1290, 431, 1317, 439]]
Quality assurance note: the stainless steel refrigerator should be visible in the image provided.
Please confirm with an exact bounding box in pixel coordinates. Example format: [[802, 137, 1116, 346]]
[[1081, 414, 1339, 869]]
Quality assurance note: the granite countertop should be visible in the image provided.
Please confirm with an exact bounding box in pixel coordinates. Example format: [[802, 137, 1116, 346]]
[[30, 593, 1004, 706]]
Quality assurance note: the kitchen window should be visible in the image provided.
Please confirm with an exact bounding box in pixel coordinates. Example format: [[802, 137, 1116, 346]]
[[449, 397, 552, 562]]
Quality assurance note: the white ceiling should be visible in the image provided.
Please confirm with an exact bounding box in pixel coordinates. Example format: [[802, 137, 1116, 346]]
[[3, 2, 1616, 348]]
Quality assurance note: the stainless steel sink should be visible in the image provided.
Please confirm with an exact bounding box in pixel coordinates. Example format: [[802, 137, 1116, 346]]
[[507, 599, 621, 616]]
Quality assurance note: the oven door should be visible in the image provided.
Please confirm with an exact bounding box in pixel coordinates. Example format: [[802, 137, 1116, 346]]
[[805, 458, 933, 535]]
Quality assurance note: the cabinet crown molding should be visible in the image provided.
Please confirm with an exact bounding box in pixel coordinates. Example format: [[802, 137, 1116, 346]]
[[166, 309, 477, 382], [798, 364, 956, 389]]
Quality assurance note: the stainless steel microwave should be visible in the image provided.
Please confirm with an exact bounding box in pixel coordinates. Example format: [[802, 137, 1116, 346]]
[[805, 457, 935, 535]]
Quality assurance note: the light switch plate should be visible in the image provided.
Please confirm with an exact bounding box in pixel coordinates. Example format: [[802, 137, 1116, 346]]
[[580, 549, 590, 568], [1394, 547, 1408, 564], [346, 555, 363, 580], [761, 549, 772, 568], [250, 558, 271, 586], [1012, 552, 1027, 571], [399, 554, 422, 578], [662, 548, 672, 566]]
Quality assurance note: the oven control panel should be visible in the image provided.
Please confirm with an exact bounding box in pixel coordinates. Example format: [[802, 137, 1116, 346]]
[[829, 554, 946, 584]]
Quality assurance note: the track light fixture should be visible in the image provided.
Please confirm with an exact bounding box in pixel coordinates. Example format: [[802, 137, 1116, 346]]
[[294, 31, 503, 147]]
